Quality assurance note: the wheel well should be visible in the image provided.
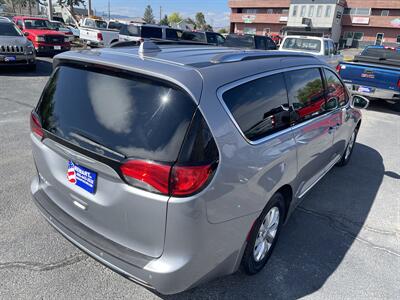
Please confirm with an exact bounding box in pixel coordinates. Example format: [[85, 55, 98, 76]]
[[275, 185, 293, 220], [110, 39, 118, 44]]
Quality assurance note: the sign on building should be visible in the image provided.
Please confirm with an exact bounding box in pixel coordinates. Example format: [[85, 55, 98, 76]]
[[352, 17, 369, 25], [242, 15, 256, 24]]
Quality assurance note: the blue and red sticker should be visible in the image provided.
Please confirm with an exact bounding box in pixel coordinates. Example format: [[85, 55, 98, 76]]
[[67, 161, 97, 194]]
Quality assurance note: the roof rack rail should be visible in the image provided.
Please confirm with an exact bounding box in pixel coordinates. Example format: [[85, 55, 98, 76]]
[[110, 38, 211, 48], [210, 51, 314, 64]]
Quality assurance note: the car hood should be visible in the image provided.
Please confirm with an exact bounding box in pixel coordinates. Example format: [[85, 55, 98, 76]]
[[0, 36, 30, 46], [25, 29, 64, 36]]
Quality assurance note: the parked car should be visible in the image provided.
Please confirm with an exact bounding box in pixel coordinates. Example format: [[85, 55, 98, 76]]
[[30, 41, 369, 295], [79, 17, 119, 47], [279, 36, 342, 68], [12, 16, 70, 55], [119, 23, 182, 42], [181, 30, 225, 45], [0, 16, 11, 22], [49, 20, 74, 42], [0, 18, 35, 69], [223, 34, 277, 50], [337, 45, 400, 111]]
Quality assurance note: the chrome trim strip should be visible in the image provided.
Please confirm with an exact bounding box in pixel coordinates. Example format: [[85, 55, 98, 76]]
[[216, 65, 346, 146], [298, 154, 341, 199]]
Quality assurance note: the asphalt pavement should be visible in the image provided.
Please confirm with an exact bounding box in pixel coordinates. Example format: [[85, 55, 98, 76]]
[[0, 58, 399, 299]]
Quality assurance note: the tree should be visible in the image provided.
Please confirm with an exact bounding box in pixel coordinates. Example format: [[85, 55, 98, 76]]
[[168, 12, 182, 25], [184, 17, 196, 29], [143, 4, 155, 24], [218, 28, 228, 34], [159, 14, 168, 26], [57, 0, 85, 15], [195, 12, 206, 30]]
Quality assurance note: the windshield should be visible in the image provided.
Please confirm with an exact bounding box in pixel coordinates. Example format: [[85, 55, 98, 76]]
[[108, 22, 123, 30], [361, 47, 400, 60], [95, 20, 107, 29], [223, 35, 254, 48], [49, 22, 62, 30], [24, 19, 51, 29], [282, 38, 321, 53], [0, 23, 22, 36]]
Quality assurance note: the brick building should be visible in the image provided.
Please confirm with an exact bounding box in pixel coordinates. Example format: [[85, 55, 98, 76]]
[[229, 0, 400, 47]]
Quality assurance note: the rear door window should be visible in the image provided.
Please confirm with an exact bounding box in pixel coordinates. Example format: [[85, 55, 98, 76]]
[[166, 28, 180, 40], [284, 68, 326, 124], [37, 65, 196, 162], [255, 37, 266, 49], [222, 73, 290, 141]]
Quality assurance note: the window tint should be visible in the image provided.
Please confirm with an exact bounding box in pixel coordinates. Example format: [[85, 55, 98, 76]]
[[324, 41, 329, 55], [222, 73, 290, 141], [324, 69, 348, 109], [215, 33, 225, 45], [37, 65, 196, 162], [0, 23, 21, 36], [223, 34, 254, 48], [282, 38, 321, 53], [206, 32, 219, 45], [166, 28, 180, 40], [141, 26, 162, 38], [255, 37, 266, 49], [266, 37, 277, 49], [285, 68, 326, 124], [181, 31, 206, 43]]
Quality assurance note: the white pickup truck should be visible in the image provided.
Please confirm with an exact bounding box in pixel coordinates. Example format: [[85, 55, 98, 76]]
[[279, 36, 343, 68], [79, 18, 119, 47]]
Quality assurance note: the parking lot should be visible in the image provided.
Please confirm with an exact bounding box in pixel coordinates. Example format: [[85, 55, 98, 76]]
[[0, 58, 399, 299]]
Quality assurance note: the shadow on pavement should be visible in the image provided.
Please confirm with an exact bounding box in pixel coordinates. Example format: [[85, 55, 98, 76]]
[[0, 58, 53, 77], [160, 143, 384, 299], [367, 100, 400, 116]]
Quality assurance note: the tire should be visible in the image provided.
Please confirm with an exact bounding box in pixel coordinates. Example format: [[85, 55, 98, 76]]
[[241, 192, 286, 275], [392, 101, 400, 112], [336, 127, 359, 167]]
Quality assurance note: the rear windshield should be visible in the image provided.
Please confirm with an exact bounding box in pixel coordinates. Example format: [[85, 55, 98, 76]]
[[223, 35, 254, 48], [361, 47, 400, 60], [282, 38, 321, 53], [37, 65, 196, 162]]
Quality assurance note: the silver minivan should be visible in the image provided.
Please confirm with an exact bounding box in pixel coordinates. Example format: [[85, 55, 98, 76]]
[[30, 42, 369, 294]]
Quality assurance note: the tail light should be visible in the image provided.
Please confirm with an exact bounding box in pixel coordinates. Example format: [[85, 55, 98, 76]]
[[336, 64, 341, 74], [120, 110, 219, 197], [397, 78, 400, 89], [97, 32, 103, 41], [120, 161, 214, 196], [30, 112, 43, 138]]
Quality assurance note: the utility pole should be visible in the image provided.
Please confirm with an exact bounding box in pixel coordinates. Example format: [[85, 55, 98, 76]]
[[47, 0, 53, 20], [108, 0, 110, 21], [159, 6, 162, 23], [88, 0, 92, 17]]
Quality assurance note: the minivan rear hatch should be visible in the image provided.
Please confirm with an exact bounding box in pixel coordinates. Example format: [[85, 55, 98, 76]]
[[31, 62, 197, 258]]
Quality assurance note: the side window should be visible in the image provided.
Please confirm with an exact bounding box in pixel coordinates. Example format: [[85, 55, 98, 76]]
[[206, 33, 218, 45], [166, 28, 179, 40], [216, 34, 225, 45], [17, 20, 23, 28], [266, 37, 277, 50], [285, 68, 326, 124], [323, 69, 348, 108], [328, 41, 334, 55], [324, 41, 329, 55], [222, 73, 290, 141], [255, 37, 266, 49]]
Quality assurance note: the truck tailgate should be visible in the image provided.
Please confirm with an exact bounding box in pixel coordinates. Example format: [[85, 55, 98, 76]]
[[340, 62, 400, 92]]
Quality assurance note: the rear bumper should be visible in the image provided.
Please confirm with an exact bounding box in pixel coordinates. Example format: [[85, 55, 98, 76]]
[[31, 175, 254, 294], [346, 83, 400, 101]]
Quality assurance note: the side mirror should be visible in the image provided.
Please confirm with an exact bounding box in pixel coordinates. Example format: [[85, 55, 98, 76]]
[[23, 32, 29, 36], [351, 95, 369, 109]]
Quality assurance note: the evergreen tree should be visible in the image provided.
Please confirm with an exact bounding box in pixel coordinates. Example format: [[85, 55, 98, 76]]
[[159, 14, 169, 26], [143, 5, 155, 24]]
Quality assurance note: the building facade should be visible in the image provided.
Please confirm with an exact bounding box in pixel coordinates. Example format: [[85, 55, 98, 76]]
[[229, 0, 400, 47]]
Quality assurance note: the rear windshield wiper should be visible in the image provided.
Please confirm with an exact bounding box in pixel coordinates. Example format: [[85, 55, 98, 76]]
[[69, 131, 126, 159]]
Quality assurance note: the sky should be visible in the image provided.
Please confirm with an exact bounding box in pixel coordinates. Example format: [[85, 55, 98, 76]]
[[92, 0, 230, 28]]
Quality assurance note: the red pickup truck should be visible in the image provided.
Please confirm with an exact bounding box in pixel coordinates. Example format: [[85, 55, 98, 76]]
[[12, 16, 70, 55]]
